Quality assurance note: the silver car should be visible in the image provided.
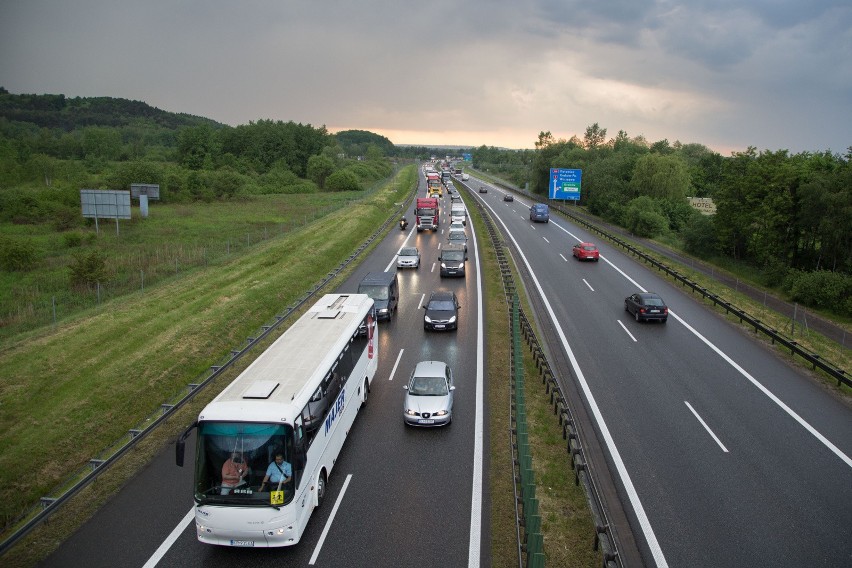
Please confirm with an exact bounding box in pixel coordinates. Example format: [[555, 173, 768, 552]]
[[403, 361, 455, 426], [396, 246, 420, 269]]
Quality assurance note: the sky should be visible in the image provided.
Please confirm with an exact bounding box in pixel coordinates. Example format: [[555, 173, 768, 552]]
[[1, 1, 850, 155]]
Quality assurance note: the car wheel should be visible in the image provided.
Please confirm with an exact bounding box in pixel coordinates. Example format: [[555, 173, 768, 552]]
[[635, 310, 641, 322], [624, 301, 629, 312]]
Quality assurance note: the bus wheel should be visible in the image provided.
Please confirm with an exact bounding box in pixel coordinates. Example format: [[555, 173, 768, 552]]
[[363, 379, 370, 403], [317, 471, 327, 507]]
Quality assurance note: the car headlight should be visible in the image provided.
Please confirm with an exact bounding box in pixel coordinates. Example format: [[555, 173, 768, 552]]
[[405, 409, 418, 416], [448, 316, 456, 323], [379, 308, 388, 313], [440, 262, 447, 268], [424, 315, 432, 323], [433, 410, 448, 416]]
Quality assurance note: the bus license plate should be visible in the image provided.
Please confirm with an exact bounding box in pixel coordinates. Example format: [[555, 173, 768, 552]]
[[231, 540, 255, 547]]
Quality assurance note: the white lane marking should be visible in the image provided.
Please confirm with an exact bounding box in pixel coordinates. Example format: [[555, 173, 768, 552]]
[[671, 310, 852, 468], [618, 320, 637, 342], [142, 508, 194, 568], [468, 206, 485, 568], [519, 204, 852, 465], [542, 236, 550, 243], [560, 253, 569, 262], [685, 401, 729, 453], [389, 349, 404, 381], [431, 262, 436, 273], [309, 474, 353, 565], [583, 278, 594, 292], [418, 293, 425, 309], [479, 199, 669, 567]]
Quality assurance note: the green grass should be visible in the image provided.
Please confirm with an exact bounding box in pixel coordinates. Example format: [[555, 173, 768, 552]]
[[0, 166, 417, 538], [469, 190, 601, 567], [0, 191, 368, 339]]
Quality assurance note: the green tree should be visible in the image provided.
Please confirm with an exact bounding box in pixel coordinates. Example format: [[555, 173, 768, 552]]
[[307, 154, 335, 189], [624, 196, 668, 237], [583, 123, 607, 149], [177, 124, 220, 170], [630, 154, 691, 200]]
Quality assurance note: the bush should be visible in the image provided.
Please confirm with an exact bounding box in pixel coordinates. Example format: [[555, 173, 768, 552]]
[[783, 269, 852, 316], [0, 236, 39, 270], [326, 169, 362, 192], [68, 249, 109, 288], [63, 231, 85, 248]]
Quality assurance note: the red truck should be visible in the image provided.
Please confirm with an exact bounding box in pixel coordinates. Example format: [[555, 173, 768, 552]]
[[415, 197, 439, 232]]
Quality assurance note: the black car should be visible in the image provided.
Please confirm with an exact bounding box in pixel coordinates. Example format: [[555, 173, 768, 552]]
[[624, 292, 668, 323], [503, 193, 513, 202], [478, 186, 488, 193], [423, 291, 460, 331]]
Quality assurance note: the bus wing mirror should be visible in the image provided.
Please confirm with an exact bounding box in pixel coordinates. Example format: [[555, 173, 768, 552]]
[[175, 420, 198, 467]]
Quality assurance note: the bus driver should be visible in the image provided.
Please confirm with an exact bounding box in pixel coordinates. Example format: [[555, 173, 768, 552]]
[[259, 453, 291, 491]]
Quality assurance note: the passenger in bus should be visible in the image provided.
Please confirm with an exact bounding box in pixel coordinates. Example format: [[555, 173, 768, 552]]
[[259, 453, 291, 491], [220, 452, 251, 494]]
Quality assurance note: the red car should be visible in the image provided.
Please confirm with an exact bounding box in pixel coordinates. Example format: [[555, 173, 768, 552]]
[[572, 242, 599, 261]]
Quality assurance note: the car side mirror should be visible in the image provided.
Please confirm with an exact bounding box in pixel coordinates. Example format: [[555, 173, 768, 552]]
[[403, 385, 409, 390], [450, 386, 456, 391]]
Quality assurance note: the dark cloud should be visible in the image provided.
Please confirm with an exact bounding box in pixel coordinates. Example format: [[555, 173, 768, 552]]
[[0, 0, 848, 153]]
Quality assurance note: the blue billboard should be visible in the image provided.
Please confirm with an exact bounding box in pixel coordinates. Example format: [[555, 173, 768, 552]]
[[549, 168, 582, 201]]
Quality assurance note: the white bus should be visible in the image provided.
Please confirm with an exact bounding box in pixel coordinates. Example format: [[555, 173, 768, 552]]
[[176, 293, 378, 547]]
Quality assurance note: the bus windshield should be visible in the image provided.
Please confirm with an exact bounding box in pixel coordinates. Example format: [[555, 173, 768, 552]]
[[194, 421, 298, 506]]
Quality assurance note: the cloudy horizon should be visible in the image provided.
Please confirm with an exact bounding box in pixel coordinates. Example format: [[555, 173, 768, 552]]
[[2, 1, 850, 155]]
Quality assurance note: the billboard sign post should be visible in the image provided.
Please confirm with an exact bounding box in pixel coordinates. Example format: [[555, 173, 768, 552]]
[[549, 168, 582, 201]]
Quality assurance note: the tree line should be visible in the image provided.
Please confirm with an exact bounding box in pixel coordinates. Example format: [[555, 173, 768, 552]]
[[472, 125, 851, 316]]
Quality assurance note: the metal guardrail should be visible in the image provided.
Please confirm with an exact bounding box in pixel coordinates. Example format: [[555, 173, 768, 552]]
[[471, 185, 621, 568], [0, 179, 419, 557], [486, 177, 849, 389]]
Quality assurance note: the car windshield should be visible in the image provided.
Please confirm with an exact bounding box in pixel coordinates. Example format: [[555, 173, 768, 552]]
[[443, 252, 464, 262], [428, 300, 456, 311], [644, 297, 665, 306], [400, 248, 417, 256], [449, 233, 466, 240], [583, 246, 597, 251], [410, 376, 448, 396], [359, 285, 389, 300]]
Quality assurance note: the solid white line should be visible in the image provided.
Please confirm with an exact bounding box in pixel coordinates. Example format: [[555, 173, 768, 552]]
[[309, 474, 353, 565], [685, 401, 729, 452], [528, 205, 851, 464], [142, 507, 195, 568], [671, 311, 852, 468], [479, 199, 669, 567], [618, 320, 638, 342], [583, 278, 595, 292], [467, 212, 485, 568], [389, 348, 404, 381]]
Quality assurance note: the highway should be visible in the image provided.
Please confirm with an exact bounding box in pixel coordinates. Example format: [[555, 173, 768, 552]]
[[39, 169, 852, 567], [464, 175, 852, 567], [41, 173, 487, 568]]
